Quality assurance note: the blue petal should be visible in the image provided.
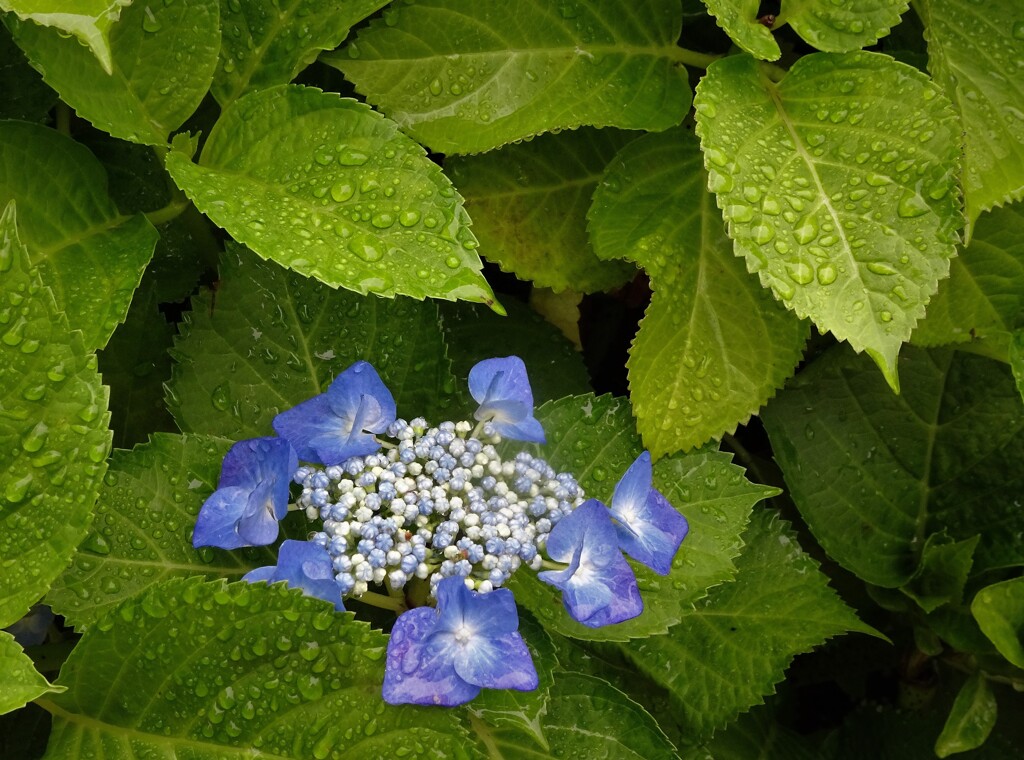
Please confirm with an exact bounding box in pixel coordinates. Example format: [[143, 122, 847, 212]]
[[217, 437, 296, 493], [273, 362, 395, 465], [434, 576, 520, 638], [242, 565, 276, 583], [610, 453, 690, 575], [468, 356, 545, 443], [235, 479, 282, 547], [455, 631, 538, 691], [274, 540, 345, 611], [324, 361, 396, 435], [383, 608, 480, 706], [539, 500, 643, 627], [272, 394, 338, 463], [192, 486, 251, 549]]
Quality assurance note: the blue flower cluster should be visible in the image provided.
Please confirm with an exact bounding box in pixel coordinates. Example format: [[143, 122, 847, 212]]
[[192, 356, 689, 707]]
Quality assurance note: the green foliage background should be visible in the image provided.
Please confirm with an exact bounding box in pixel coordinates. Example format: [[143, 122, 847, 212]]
[[2, 0, 1023, 757]]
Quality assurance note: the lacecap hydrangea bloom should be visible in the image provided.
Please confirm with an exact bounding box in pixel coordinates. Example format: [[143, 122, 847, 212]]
[[192, 356, 689, 706]]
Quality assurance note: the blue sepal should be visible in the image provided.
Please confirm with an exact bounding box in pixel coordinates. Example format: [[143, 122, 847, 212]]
[[243, 540, 345, 611], [273, 361, 396, 465], [468, 356, 545, 443], [539, 500, 642, 627], [192, 437, 297, 549], [383, 577, 538, 706], [610, 452, 689, 575]]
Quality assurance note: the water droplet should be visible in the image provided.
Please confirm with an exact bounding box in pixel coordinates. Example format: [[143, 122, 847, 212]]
[[897, 189, 929, 218], [348, 237, 385, 262], [794, 216, 819, 245], [879, 310, 893, 323], [866, 261, 898, 276], [428, 78, 443, 96], [211, 384, 231, 411], [816, 264, 837, 285], [338, 149, 368, 167], [787, 262, 814, 285], [330, 181, 354, 203]]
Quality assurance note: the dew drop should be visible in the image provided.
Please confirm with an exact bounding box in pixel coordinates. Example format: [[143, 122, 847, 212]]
[[897, 189, 929, 218], [816, 264, 838, 285]]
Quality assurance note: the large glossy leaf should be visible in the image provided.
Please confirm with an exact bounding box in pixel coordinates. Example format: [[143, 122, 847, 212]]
[[503, 394, 774, 641], [214, 0, 391, 106], [918, 0, 1024, 231], [165, 85, 497, 306], [329, 0, 692, 154], [7, 0, 220, 145], [692, 703, 820, 760], [167, 245, 457, 439], [0, 632, 62, 715], [762, 345, 1024, 587], [42, 578, 479, 759], [0, 121, 157, 352], [0, 0, 128, 73], [694, 51, 962, 390], [45, 434, 282, 628], [0, 201, 111, 628], [971, 577, 1024, 669], [448, 128, 636, 293], [590, 127, 808, 456], [913, 202, 1024, 355], [624, 509, 875, 739], [474, 673, 677, 758], [783, 0, 910, 54]]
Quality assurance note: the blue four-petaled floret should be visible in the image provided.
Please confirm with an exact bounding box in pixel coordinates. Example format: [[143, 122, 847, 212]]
[[243, 539, 345, 611], [468, 356, 546, 443], [382, 576, 538, 706]]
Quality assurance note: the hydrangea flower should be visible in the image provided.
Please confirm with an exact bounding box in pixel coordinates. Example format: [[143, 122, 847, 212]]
[[193, 355, 690, 706], [243, 539, 345, 611], [609, 452, 690, 575], [193, 437, 297, 549], [382, 576, 538, 706], [538, 500, 643, 627], [273, 360, 396, 465], [468, 356, 545, 443]]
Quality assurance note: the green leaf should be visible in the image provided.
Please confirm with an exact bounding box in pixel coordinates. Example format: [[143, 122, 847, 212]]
[[329, 0, 692, 154], [214, 0, 392, 106], [762, 345, 1024, 587], [694, 51, 962, 390], [439, 299, 591, 407], [447, 128, 636, 293], [0, 24, 55, 122], [901, 533, 978, 613], [1010, 329, 1024, 403], [589, 127, 809, 456], [914, 203, 1024, 354], [971, 577, 1024, 669], [44, 433, 282, 627], [97, 281, 177, 449], [165, 84, 498, 306], [8, 0, 220, 145], [0, 0, 129, 74], [0, 631, 63, 715], [783, 0, 910, 54], [0, 121, 157, 352], [0, 201, 111, 628], [935, 672, 998, 757], [918, 0, 1024, 231], [468, 611, 556, 747], [43, 578, 479, 759], [473, 672, 676, 759], [624, 509, 875, 739], [167, 245, 458, 439], [503, 394, 774, 641], [700, 0, 780, 61]]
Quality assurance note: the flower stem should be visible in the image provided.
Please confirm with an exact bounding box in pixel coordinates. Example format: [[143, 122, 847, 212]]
[[668, 46, 723, 70], [354, 590, 407, 613]]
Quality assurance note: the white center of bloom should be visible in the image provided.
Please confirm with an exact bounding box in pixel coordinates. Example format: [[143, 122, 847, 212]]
[[454, 624, 473, 644]]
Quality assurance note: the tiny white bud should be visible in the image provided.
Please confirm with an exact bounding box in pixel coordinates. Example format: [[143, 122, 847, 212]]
[[443, 546, 461, 560], [415, 562, 430, 579], [373, 567, 386, 584]]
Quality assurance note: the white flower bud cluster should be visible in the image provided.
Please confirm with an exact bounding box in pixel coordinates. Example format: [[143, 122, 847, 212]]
[[294, 418, 584, 598]]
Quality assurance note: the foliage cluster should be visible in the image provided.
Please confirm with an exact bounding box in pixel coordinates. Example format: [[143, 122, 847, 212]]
[[1, 0, 1023, 757]]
